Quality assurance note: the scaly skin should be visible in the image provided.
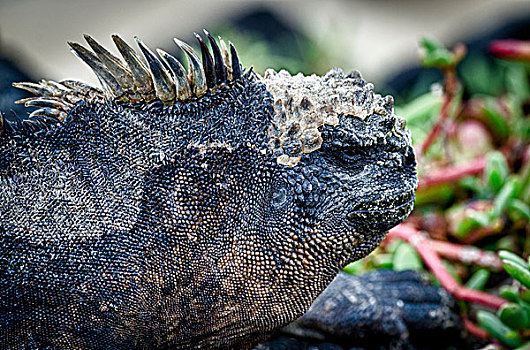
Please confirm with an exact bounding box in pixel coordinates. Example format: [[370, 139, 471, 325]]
[[0, 33, 417, 349]]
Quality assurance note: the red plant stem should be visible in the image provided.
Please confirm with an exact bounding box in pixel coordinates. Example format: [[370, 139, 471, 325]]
[[417, 155, 486, 190], [420, 63, 461, 156], [420, 93, 453, 155], [463, 317, 489, 339], [426, 240, 503, 271], [489, 40, 530, 62], [388, 224, 508, 309]]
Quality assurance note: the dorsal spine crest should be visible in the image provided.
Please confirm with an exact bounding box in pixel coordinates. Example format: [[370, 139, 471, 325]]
[[5, 31, 245, 139]]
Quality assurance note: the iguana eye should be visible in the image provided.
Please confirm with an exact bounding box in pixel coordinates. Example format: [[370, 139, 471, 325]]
[[343, 147, 356, 158], [341, 147, 362, 163]]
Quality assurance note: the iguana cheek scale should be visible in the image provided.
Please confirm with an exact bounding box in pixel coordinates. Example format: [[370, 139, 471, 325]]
[[0, 30, 417, 349]]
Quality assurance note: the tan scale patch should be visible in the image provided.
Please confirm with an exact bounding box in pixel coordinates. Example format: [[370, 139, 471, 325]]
[[262, 68, 395, 167]]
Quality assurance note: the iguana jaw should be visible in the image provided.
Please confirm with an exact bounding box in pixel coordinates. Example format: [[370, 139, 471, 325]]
[[347, 194, 415, 230]]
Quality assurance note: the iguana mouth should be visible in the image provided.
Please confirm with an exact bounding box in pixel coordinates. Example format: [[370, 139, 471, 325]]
[[346, 194, 415, 232], [347, 194, 415, 215]]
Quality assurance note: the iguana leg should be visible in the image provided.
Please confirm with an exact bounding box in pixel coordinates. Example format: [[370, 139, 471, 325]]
[[258, 270, 463, 349]]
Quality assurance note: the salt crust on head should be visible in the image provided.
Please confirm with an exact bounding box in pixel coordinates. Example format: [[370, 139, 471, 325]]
[[262, 68, 398, 167]]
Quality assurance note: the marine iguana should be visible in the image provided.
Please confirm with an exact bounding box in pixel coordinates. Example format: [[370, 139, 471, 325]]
[[0, 31, 418, 349]]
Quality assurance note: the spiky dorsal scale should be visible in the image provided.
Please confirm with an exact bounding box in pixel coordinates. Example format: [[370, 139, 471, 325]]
[[84, 34, 135, 92], [195, 33, 216, 89], [205, 31, 227, 84], [135, 37, 175, 103], [157, 49, 192, 100], [112, 34, 155, 100]]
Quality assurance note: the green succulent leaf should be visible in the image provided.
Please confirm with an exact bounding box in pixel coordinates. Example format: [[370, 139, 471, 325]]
[[515, 341, 530, 350], [419, 37, 455, 68], [396, 92, 443, 126], [520, 289, 530, 304], [372, 253, 394, 269], [421, 37, 446, 52], [485, 151, 510, 193], [455, 211, 490, 237], [342, 260, 365, 275], [502, 260, 530, 289], [459, 54, 504, 96], [498, 302, 530, 330], [459, 176, 487, 197], [508, 199, 530, 221], [482, 100, 510, 140], [492, 177, 518, 217], [500, 285, 520, 303], [393, 242, 423, 271], [505, 62, 530, 100], [477, 310, 522, 347], [465, 269, 490, 291], [499, 250, 529, 268], [386, 239, 404, 255]]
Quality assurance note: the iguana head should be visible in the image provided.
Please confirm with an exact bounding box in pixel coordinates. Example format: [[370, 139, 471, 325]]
[[263, 68, 416, 269], [3, 31, 416, 348]]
